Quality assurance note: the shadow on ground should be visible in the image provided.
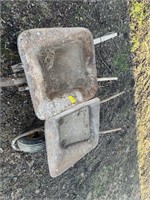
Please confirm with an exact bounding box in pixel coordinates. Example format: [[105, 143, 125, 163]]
[[1, 1, 140, 199]]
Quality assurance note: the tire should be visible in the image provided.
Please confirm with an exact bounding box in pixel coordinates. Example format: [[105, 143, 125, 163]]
[[17, 130, 45, 153]]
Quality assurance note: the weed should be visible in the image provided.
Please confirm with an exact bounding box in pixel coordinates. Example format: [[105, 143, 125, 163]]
[[130, 1, 145, 28], [113, 48, 129, 73], [130, 0, 148, 53]]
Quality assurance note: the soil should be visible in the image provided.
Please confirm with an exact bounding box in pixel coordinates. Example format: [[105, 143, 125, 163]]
[[1, 1, 141, 200]]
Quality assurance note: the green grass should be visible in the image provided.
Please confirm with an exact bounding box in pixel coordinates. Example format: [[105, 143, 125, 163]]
[[130, 0, 148, 53], [113, 48, 129, 73], [129, 1, 150, 200]]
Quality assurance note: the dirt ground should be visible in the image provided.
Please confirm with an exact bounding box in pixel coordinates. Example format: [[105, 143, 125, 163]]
[[1, 0, 142, 199]]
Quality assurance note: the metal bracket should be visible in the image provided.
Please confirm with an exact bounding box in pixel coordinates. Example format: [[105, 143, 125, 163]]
[[94, 32, 118, 45]]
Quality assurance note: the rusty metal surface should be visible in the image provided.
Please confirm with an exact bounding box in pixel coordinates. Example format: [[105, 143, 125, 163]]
[[0, 63, 26, 88], [59, 106, 90, 147], [45, 98, 100, 177], [0, 77, 26, 87], [11, 63, 23, 73], [18, 28, 98, 120]]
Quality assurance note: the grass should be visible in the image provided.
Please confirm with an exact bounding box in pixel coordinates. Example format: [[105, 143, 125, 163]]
[[112, 47, 129, 73], [129, 1, 150, 200]]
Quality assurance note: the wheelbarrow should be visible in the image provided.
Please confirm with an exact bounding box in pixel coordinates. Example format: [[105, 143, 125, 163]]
[[1, 28, 123, 177]]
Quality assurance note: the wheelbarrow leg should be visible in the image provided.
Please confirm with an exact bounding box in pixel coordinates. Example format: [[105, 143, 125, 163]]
[[11, 63, 24, 73], [0, 63, 28, 91], [0, 77, 26, 87]]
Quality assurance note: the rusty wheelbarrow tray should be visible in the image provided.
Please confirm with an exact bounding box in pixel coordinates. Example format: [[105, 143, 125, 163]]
[[18, 27, 98, 120]]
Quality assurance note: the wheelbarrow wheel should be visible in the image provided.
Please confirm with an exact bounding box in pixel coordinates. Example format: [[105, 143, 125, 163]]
[[17, 129, 45, 153]]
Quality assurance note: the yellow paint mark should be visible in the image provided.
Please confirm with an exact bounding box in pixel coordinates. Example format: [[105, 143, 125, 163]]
[[68, 96, 76, 104]]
